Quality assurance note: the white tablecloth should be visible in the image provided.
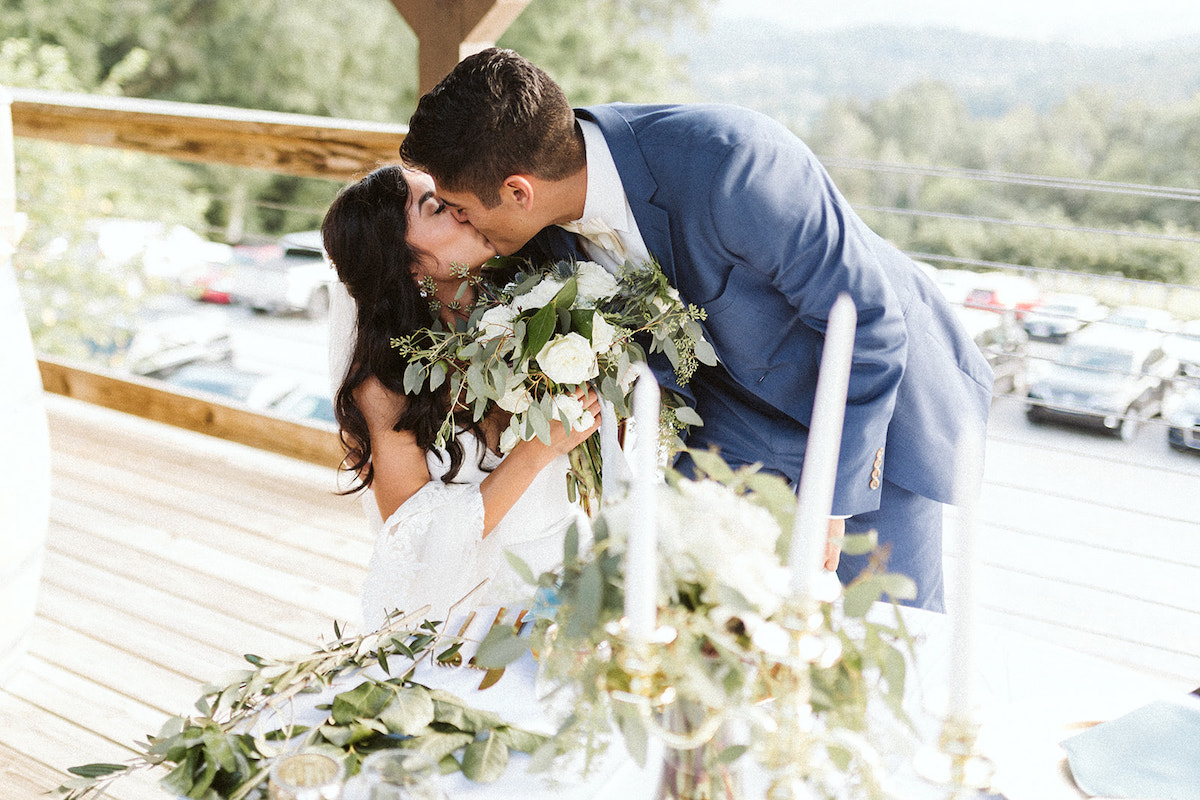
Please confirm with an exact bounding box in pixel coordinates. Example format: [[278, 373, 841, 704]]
[[263, 605, 1194, 800]]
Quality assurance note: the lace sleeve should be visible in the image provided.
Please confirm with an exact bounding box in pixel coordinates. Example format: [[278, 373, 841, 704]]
[[360, 481, 487, 631]]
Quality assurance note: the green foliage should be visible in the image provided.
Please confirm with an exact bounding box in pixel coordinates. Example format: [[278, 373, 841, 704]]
[[498, 0, 717, 104], [806, 81, 1200, 286], [56, 615, 549, 800]]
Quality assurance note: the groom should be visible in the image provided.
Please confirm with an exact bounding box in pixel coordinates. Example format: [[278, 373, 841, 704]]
[[398, 48, 993, 612]]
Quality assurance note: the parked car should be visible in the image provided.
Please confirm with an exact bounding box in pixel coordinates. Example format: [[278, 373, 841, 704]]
[[159, 363, 335, 426], [186, 264, 236, 304], [1025, 327, 1179, 441], [1095, 305, 1178, 338], [227, 231, 334, 318], [160, 362, 299, 411], [962, 273, 1041, 318], [1166, 386, 1200, 454], [1022, 293, 1108, 342], [955, 307, 1029, 397], [121, 303, 234, 377], [273, 382, 336, 425], [932, 268, 983, 307], [1165, 319, 1200, 383]]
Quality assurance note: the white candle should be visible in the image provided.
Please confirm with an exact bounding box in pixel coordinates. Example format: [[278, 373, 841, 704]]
[[947, 435, 984, 721], [789, 293, 857, 600], [625, 365, 661, 645]]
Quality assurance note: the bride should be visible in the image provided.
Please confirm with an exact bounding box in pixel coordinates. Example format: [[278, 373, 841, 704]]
[[321, 165, 601, 632]]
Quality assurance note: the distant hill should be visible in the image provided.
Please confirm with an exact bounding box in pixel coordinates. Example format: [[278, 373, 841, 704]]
[[672, 22, 1200, 130]]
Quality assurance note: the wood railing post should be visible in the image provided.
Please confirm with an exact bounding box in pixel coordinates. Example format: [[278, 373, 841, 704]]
[[0, 84, 51, 686], [389, 0, 531, 94]]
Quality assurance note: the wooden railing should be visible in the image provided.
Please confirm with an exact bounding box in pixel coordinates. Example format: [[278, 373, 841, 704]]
[[7, 87, 410, 466]]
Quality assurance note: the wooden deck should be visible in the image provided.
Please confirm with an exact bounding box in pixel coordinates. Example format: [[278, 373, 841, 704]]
[[1, 391, 1198, 799], [1, 394, 369, 799]]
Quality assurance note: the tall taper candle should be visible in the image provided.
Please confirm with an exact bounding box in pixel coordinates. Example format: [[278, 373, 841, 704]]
[[947, 435, 984, 722], [789, 293, 857, 600], [625, 365, 661, 645]]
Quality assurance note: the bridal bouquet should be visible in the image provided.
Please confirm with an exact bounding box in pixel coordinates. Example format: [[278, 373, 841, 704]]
[[395, 257, 715, 510], [479, 452, 919, 799]]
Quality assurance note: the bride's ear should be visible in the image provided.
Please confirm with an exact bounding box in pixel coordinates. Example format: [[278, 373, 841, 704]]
[[502, 176, 536, 211]]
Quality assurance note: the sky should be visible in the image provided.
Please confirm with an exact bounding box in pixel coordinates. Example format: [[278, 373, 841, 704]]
[[713, 0, 1200, 46]]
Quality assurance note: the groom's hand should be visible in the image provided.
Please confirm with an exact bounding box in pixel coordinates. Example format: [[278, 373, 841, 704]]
[[824, 517, 845, 571]]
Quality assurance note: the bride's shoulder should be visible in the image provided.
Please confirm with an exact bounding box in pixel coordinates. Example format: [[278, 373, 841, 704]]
[[353, 376, 409, 434]]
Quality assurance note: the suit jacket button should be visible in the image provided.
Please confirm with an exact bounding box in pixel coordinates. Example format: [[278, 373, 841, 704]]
[[869, 478, 881, 490], [871, 467, 881, 480]]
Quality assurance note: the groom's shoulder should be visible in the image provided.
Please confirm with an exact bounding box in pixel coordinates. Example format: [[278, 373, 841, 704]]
[[583, 102, 794, 145]]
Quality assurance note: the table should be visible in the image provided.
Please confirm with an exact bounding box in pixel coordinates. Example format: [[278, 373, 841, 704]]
[[258, 605, 1195, 799]]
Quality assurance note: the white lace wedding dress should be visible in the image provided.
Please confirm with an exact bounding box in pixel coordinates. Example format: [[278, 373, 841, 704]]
[[328, 283, 591, 632], [358, 436, 588, 630]]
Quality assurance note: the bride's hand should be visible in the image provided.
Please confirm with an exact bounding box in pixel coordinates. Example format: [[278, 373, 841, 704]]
[[544, 386, 603, 456], [510, 386, 602, 461]]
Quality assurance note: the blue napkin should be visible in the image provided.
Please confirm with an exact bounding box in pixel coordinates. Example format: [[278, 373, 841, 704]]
[[1060, 692, 1200, 800]]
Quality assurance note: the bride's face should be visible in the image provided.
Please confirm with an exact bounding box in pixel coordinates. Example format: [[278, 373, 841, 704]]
[[404, 169, 495, 284]]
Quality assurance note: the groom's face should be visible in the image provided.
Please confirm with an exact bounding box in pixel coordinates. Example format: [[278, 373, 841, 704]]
[[438, 180, 543, 257]]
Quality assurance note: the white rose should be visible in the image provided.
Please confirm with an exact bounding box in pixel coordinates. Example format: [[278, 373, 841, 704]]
[[497, 382, 532, 414], [477, 305, 517, 343], [617, 360, 638, 393], [575, 261, 620, 306], [513, 277, 565, 312], [660, 479, 788, 616], [553, 392, 596, 432], [499, 426, 520, 454], [589, 312, 616, 353], [536, 332, 599, 385]]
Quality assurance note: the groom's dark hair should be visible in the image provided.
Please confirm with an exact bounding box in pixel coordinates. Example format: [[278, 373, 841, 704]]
[[399, 47, 584, 208]]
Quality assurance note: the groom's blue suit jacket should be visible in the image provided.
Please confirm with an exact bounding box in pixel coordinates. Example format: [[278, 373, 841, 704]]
[[525, 103, 993, 516]]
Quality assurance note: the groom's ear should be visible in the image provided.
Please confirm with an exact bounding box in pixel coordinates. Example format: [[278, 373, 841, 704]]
[[502, 175, 536, 211]]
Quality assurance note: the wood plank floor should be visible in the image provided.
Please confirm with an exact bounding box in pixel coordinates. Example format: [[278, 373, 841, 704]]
[[2, 394, 369, 800], [1, 391, 1197, 799]]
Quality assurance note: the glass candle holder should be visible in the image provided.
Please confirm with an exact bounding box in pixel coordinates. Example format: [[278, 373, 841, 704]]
[[268, 751, 344, 800]]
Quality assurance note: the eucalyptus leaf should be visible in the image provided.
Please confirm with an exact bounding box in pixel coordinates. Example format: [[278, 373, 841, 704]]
[[503, 550, 536, 585], [379, 688, 436, 736], [694, 338, 719, 366], [403, 361, 423, 395], [842, 578, 884, 617], [461, 732, 510, 783], [526, 741, 559, 774], [672, 405, 704, 427], [878, 573, 918, 601], [429, 361, 447, 391], [566, 561, 603, 638], [528, 401, 552, 446], [493, 726, 548, 754], [466, 364, 486, 402], [472, 624, 529, 670], [331, 681, 392, 725], [412, 731, 475, 763], [840, 530, 878, 556], [613, 702, 648, 767], [684, 447, 736, 482]]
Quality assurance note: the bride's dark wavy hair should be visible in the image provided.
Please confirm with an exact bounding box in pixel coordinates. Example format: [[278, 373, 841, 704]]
[[321, 165, 474, 492]]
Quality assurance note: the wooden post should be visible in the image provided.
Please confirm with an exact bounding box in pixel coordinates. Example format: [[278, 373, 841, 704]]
[[389, 0, 532, 94], [0, 85, 51, 686]]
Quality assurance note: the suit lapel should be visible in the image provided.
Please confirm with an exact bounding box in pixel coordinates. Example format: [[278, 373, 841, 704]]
[[578, 106, 676, 285]]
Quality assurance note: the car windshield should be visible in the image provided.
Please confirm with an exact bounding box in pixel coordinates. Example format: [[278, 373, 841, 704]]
[[1059, 344, 1133, 374]]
